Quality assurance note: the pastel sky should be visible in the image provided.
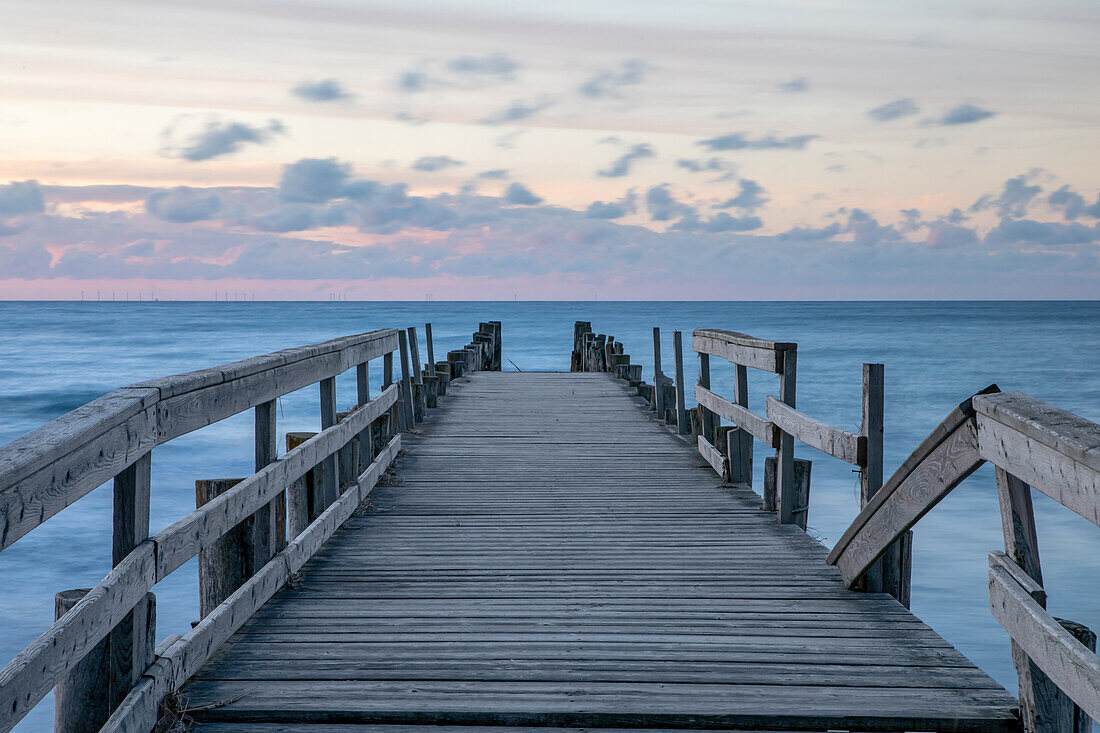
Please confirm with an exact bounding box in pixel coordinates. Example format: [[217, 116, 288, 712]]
[[2, 0, 1099, 299]]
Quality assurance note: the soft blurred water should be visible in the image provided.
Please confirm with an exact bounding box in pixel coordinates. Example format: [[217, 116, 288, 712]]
[[1, 301, 1098, 731]]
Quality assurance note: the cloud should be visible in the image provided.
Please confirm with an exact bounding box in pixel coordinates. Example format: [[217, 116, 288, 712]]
[[397, 71, 429, 92], [971, 173, 1042, 218], [645, 184, 695, 222], [504, 182, 543, 205], [984, 217, 1099, 246], [672, 211, 763, 233], [1047, 185, 1100, 220], [0, 180, 45, 216], [585, 191, 637, 220], [778, 77, 809, 93], [412, 155, 465, 172], [291, 78, 354, 102], [162, 117, 286, 161], [936, 103, 996, 126], [279, 158, 352, 203], [867, 98, 919, 122], [926, 222, 979, 249], [578, 59, 649, 98], [598, 143, 655, 178], [478, 169, 509, 180], [145, 187, 222, 223], [676, 157, 737, 182], [696, 132, 818, 151], [479, 97, 554, 125], [718, 179, 769, 212], [446, 53, 519, 80]]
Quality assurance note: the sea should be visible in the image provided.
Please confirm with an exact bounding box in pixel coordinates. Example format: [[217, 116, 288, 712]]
[[1, 300, 1098, 731]]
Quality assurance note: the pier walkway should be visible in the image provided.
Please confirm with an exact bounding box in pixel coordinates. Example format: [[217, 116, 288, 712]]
[[181, 372, 1017, 731]]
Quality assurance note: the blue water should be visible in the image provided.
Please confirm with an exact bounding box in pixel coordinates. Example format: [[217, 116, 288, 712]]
[[2, 301, 1098, 731]]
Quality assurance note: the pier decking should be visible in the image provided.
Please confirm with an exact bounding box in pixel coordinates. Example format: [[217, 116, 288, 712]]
[[181, 372, 1017, 730]]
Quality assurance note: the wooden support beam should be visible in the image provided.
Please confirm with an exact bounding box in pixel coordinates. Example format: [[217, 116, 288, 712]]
[[424, 323, 436, 377], [652, 327, 663, 414], [775, 348, 799, 526], [398, 330, 415, 429], [698, 352, 715, 445], [356, 361, 371, 471], [253, 399, 278, 564], [319, 377, 338, 507], [764, 456, 812, 530], [110, 453, 152, 711], [673, 331, 689, 435]]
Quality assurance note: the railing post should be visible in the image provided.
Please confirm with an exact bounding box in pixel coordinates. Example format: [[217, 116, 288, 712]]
[[254, 400, 279, 561], [728, 363, 753, 487], [698, 351, 715, 444], [673, 331, 689, 435], [994, 467, 1094, 731], [384, 349, 396, 437], [109, 452, 154, 710], [319, 377, 339, 506], [407, 326, 425, 421], [775, 348, 798, 525], [425, 323, 436, 378], [652, 327, 663, 415], [356, 360, 372, 470], [196, 477, 251, 618], [398, 329, 416, 429], [860, 363, 912, 606]]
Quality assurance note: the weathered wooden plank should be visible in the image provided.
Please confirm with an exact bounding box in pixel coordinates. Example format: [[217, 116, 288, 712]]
[[697, 436, 728, 478], [829, 417, 985, 586], [695, 385, 777, 447], [0, 542, 156, 730], [988, 563, 1100, 720], [766, 395, 865, 466], [154, 386, 398, 579], [975, 391, 1100, 527], [692, 329, 794, 374]]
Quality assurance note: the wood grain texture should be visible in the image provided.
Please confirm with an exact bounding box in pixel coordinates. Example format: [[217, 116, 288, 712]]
[[695, 385, 777, 447], [766, 395, 865, 466], [692, 330, 794, 374], [176, 372, 1015, 732]]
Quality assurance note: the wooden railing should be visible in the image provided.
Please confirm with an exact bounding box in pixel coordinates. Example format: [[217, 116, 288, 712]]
[[0, 321, 501, 733], [576, 320, 1098, 730]]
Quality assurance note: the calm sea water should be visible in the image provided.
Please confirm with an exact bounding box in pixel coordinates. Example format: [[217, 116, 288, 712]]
[[2, 301, 1098, 730]]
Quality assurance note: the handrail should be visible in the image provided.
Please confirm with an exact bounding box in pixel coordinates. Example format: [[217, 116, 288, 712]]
[[0, 321, 501, 733], [0, 328, 399, 551], [692, 328, 795, 374], [766, 395, 866, 466]]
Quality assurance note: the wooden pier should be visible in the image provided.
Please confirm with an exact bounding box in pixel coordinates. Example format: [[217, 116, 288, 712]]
[[1, 320, 1098, 732]]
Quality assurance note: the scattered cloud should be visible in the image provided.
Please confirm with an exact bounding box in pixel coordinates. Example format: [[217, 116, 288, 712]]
[[971, 172, 1043, 218], [446, 53, 519, 80], [1047, 185, 1100, 220], [291, 78, 354, 102], [412, 155, 465, 172], [645, 184, 695, 222], [585, 191, 637, 220], [161, 117, 286, 162], [504, 182, 543, 205], [0, 180, 45, 216], [578, 59, 650, 99], [145, 187, 222, 223], [935, 103, 996, 126], [696, 132, 818, 151], [717, 179, 768, 212], [598, 143, 655, 178], [926, 222, 979, 248], [478, 169, 510, 180], [984, 217, 1099, 246], [867, 98, 919, 122], [279, 157, 352, 203], [778, 77, 809, 93], [479, 97, 555, 125], [672, 211, 762, 233], [676, 157, 737, 182], [397, 71, 429, 92]]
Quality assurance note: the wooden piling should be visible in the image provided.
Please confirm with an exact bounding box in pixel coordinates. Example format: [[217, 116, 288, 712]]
[[775, 348, 798, 525], [729, 362, 753, 487], [54, 589, 155, 733], [652, 327, 663, 414], [572, 322, 591, 371], [424, 323, 436, 378], [253, 399, 279, 561], [196, 478, 252, 618], [764, 456, 812, 529], [399, 329, 416, 429], [319, 377, 339, 506], [698, 351, 715, 444], [673, 331, 689, 435], [356, 361, 372, 471]]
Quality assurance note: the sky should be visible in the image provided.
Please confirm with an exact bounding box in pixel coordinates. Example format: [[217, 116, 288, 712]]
[[1, 0, 1099, 299]]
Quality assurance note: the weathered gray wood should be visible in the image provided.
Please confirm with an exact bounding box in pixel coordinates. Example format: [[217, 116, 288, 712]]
[[110, 452, 152, 712], [320, 377, 339, 507], [697, 435, 728, 478], [356, 362, 372, 472], [154, 387, 399, 580], [763, 457, 811, 530], [0, 542, 156, 731], [692, 329, 795, 374], [398, 332, 417, 429], [254, 399, 279, 565], [766, 396, 865, 466], [726, 427, 752, 487], [673, 331, 689, 435], [975, 391, 1100, 527], [697, 352, 716, 445], [775, 348, 798, 526], [490, 321, 502, 371], [425, 324, 436, 377], [196, 478, 255, 619], [696, 386, 777, 447], [286, 432, 321, 531], [652, 327, 663, 415], [988, 563, 1100, 721], [829, 417, 984, 587]]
